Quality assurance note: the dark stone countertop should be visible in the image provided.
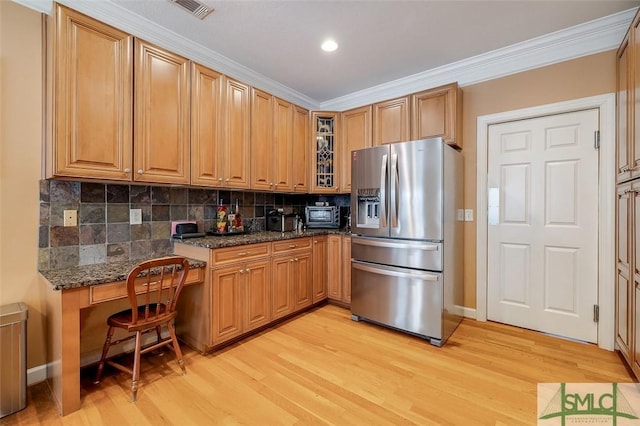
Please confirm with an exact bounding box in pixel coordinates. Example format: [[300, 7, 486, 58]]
[[173, 229, 351, 249], [40, 257, 207, 291]]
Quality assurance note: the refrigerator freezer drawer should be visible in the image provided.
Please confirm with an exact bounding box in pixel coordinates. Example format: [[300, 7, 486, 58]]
[[351, 260, 443, 344], [351, 236, 442, 271]]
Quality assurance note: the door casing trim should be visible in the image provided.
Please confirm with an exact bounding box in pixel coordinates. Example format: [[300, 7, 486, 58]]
[[476, 93, 615, 350]]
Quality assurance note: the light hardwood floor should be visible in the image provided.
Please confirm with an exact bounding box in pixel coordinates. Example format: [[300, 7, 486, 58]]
[[1, 304, 635, 425]]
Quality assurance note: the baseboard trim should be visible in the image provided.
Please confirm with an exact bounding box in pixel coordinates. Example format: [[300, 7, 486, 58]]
[[459, 306, 477, 319], [27, 364, 47, 386]]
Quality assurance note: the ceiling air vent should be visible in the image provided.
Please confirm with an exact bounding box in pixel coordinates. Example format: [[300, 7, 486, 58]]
[[169, 0, 214, 20]]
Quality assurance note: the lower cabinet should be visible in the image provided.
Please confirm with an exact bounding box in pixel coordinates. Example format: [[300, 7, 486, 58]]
[[312, 236, 328, 302], [174, 234, 346, 353], [211, 259, 271, 345], [327, 234, 352, 304], [616, 180, 640, 379]]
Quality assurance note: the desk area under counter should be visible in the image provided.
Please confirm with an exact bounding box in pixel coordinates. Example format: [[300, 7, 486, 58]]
[[39, 257, 206, 416], [173, 230, 352, 353]]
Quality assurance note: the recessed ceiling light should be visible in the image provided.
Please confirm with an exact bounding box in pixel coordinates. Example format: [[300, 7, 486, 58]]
[[321, 39, 338, 52]]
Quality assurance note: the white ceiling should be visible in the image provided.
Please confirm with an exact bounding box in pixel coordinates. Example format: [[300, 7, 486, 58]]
[[17, 0, 640, 110]]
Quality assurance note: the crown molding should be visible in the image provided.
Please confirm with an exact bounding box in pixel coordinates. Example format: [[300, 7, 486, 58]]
[[12, 0, 637, 111], [320, 7, 637, 111]]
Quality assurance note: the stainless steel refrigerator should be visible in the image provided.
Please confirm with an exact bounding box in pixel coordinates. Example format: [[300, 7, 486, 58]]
[[350, 137, 463, 346]]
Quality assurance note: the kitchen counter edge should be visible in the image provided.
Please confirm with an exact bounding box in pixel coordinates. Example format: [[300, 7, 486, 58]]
[[173, 229, 351, 249]]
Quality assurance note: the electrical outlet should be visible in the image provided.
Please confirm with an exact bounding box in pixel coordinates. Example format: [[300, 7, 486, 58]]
[[464, 209, 474, 222], [130, 209, 142, 225], [63, 210, 77, 227]]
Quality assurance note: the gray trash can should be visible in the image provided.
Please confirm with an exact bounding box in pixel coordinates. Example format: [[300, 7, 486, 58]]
[[0, 303, 28, 418]]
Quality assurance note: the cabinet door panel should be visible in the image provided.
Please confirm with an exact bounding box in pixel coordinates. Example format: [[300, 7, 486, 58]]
[[292, 106, 310, 192], [312, 236, 328, 302], [311, 112, 340, 193], [274, 98, 293, 191], [224, 78, 251, 188], [272, 256, 294, 319], [191, 64, 223, 186], [373, 97, 409, 146], [294, 253, 313, 310], [134, 40, 190, 184], [341, 106, 372, 193], [327, 235, 343, 300], [211, 265, 243, 344], [244, 260, 271, 331], [617, 36, 631, 183], [250, 88, 274, 191], [618, 184, 631, 273], [54, 4, 132, 180], [342, 236, 352, 303], [411, 83, 461, 148], [634, 20, 640, 180]]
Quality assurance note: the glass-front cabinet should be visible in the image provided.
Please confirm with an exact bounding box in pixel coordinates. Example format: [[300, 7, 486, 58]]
[[311, 112, 340, 193]]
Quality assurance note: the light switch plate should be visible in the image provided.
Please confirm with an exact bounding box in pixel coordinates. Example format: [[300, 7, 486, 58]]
[[130, 209, 142, 225], [63, 210, 77, 227], [464, 209, 474, 222], [456, 209, 464, 221]]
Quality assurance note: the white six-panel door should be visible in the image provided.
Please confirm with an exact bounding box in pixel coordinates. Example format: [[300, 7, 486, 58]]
[[487, 109, 599, 342]]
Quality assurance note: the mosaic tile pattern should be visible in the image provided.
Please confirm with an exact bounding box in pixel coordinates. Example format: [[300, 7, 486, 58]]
[[38, 180, 347, 270]]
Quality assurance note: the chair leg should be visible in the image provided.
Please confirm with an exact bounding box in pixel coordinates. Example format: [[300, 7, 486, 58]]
[[167, 321, 186, 375], [155, 326, 162, 343], [94, 326, 115, 384], [131, 330, 142, 402]]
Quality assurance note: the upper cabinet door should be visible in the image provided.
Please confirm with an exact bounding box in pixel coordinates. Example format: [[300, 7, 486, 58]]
[[224, 78, 251, 189], [372, 96, 409, 146], [53, 4, 133, 181], [411, 82, 462, 148], [341, 105, 372, 193], [311, 112, 341, 193], [250, 88, 274, 191], [134, 40, 190, 184], [618, 33, 632, 183], [191, 63, 224, 186], [273, 98, 294, 192], [633, 18, 640, 181], [292, 106, 310, 192]]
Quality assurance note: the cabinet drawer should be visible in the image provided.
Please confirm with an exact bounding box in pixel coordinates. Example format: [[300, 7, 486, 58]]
[[210, 243, 271, 266], [272, 237, 312, 254], [90, 267, 204, 304]]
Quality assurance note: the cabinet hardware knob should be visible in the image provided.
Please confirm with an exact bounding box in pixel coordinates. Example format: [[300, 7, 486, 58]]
[[137, 169, 143, 174], [226, 178, 230, 182], [269, 182, 273, 186], [238, 252, 248, 256], [288, 244, 296, 248], [239, 269, 245, 273], [246, 268, 250, 272], [124, 168, 131, 173], [290, 259, 294, 263], [218, 178, 223, 182], [314, 241, 318, 244], [294, 258, 298, 262]]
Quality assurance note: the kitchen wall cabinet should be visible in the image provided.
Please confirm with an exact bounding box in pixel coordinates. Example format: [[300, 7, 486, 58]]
[[250, 88, 274, 191], [292, 106, 310, 192], [223, 78, 252, 189], [616, 9, 640, 381], [341, 106, 372, 193], [411, 83, 462, 149], [50, 4, 133, 181], [273, 98, 294, 192], [134, 39, 190, 184], [191, 64, 224, 186], [312, 236, 328, 303], [311, 112, 341, 193], [372, 96, 410, 146]]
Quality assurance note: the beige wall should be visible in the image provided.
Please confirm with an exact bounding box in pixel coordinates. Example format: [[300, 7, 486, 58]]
[[0, 1, 46, 369], [460, 50, 617, 308], [0, 0, 620, 370]]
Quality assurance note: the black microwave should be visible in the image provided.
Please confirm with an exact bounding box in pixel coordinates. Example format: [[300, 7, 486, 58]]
[[305, 206, 340, 228]]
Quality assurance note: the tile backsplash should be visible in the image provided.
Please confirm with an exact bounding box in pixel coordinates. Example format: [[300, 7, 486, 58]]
[[38, 180, 349, 270]]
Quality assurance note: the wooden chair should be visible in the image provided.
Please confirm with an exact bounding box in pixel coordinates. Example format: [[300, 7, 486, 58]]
[[94, 256, 190, 402]]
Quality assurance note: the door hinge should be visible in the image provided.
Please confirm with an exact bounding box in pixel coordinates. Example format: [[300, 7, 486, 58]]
[[594, 130, 600, 150], [593, 304, 599, 323]]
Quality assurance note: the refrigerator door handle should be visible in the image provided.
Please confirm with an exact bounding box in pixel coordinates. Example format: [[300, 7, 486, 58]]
[[353, 237, 439, 251], [352, 261, 439, 281], [380, 154, 388, 228], [390, 153, 399, 227]]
